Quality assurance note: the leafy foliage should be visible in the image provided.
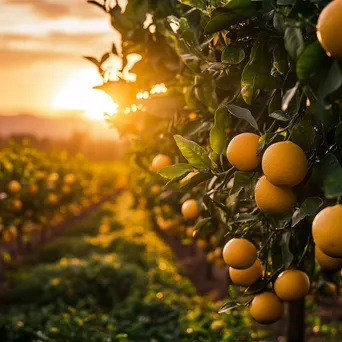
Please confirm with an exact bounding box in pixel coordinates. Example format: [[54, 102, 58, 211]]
[[87, 0, 342, 331]]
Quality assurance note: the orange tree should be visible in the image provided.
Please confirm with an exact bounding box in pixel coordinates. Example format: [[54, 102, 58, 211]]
[[88, 0, 342, 340], [0, 141, 121, 256]]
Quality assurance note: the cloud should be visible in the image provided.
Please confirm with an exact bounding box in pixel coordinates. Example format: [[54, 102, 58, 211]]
[[2, 0, 106, 19], [0, 48, 73, 67], [1, 30, 117, 59]]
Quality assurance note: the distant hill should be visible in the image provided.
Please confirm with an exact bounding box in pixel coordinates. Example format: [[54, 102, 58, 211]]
[[0, 113, 118, 140]]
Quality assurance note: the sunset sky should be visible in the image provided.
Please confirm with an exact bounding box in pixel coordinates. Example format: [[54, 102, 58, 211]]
[[0, 0, 123, 118]]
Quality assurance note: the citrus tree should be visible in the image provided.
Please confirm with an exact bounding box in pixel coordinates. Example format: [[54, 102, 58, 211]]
[[87, 0, 342, 340], [0, 141, 122, 259]]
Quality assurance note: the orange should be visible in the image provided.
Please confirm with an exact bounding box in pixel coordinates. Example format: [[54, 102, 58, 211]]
[[317, 0, 342, 58], [151, 154, 172, 173], [222, 238, 257, 269], [181, 199, 200, 219], [185, 227, 194, 238], [150, 184, 161, 195], [28, 183, 38, 194], [315, 246, 342, 271], [274, 269, 310, 301], [262, 141, 308, 187], [255, 176, 296, 216], [61, 185, 71, 194], [8, 180, 21, 194], [250, 292, 284, 324], [313, 205, 342, 258], [47, 172, 59, 183], [10, 199, 22, 212], [229, 259, 263, 286], [64, 173, 76, 185], [47, 193, 58, 206], [197, 239, 208, 250], [226, 133, 261, 171]]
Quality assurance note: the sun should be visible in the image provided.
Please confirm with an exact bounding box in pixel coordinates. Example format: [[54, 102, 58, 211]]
[[53, 69, 118, 120]]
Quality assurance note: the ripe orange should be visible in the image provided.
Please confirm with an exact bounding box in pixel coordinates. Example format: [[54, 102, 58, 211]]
[[150, 184, 161, 195], [229, 259, 263, 287], [313, 205, 342, 258], [47, 172, 59, 183], [315, 247, 342, 271], [226, 133, 261, 171], [151, 154, 172, 173], [8, 180, 21, 194], [197, 239, 208, 250], [61, 185, 71, 195], [181, 199, 200, 219], [47, 193, 58, 206], [28, 183, 38, 195], [222, 238, 257, 269], [10, 199, 22, 212], [274, 269, 310, 301], [64, 173, 76, 185], [185, 227, 194, 238], [255, 176, 296, 216], [262, 141, 308, 187], [317, 0, 342, 58], [250, 292, 284, 324], [214, 247, 222, 258], [207, 251, 215, 263]]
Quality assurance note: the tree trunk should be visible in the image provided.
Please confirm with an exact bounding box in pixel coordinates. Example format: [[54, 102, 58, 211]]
[[286, 299, 306, 342]]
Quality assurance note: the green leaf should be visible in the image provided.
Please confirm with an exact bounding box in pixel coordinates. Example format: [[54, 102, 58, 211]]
[[225, 0, 256, 9], [241, 35, 271, 104], [212, 198, 231, 215], [229, 213, 255, 224], [204, 9, 239, 34], [158, 164, 194, 179], [296, 40, 326, 82], [83, 56, 100, 66], [179, 0, 205, 9], [180, 172, 212, 191], [194, 74, 218, 110], [272, 42, 288, 74], [268, 89, 281, 114], [194, 217, 212, 231], [281, 231, 293, 267], [292, 197, 323, 227], [218, 301, 238, 313], [228, 285, 237, 299], [317, 61, 342, 130], [282, 83, 298, 112], [313, 153, 341, 185], [221, 45, 245, 64], [87, 0, 106, 10], [324, 168, 342, 198], [284, 26, 304, 60], [174, 135, 212, 171], [101, 52, 110, 64], [269, 110, 290, 121], [291, 119, 316, 152], [204, 7, 255, 34], [219, 104, 258, 130], [241, 63, 256, 105], [230, 171, 254, 195], [210, 107, 231, 154], [277, 0, 293, 4]]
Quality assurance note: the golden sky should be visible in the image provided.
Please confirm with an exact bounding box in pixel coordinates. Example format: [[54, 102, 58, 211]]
[[0, 0, 122, 117]]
